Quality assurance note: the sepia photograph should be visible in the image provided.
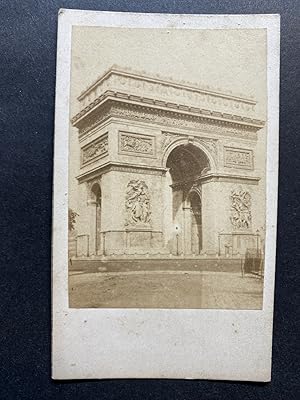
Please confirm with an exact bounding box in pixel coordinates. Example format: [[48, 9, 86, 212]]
[[52, 11, 279, 381], [68, 26, 267, 309]]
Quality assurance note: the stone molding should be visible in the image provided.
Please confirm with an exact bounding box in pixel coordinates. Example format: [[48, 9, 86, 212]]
[[198, 173, 260, 185], [170, 173, 259, 190], [76, 101, 111, 137], [74, 101, 263, 145], [72, 90, 264, 132], [77, 161, 166, 183], [224, 146, 254, 170]]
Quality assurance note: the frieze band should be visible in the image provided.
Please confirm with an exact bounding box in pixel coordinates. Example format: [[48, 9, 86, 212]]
[[119, 132, 155, 157], [224, 147, 253, 169], [81, 134, 108, 166]]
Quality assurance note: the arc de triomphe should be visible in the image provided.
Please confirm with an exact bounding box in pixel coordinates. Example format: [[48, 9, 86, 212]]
[[70, 66, 265, 259]]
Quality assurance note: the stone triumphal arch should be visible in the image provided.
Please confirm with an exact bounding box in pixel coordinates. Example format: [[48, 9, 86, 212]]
[[70, 66, 265, 259]]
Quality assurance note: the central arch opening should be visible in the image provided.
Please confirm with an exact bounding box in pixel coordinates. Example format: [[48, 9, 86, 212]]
[[164, 143, 210, 255]]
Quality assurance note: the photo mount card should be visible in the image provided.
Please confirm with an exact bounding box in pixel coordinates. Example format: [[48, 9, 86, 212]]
[[52, 10, 280, 381]]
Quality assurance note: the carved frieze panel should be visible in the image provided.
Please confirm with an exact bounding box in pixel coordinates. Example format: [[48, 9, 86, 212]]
[[75, 99, 261, 140], [119, 132, 155, 157], [125, 180, 151, 227], [224, 147, 253, 170], [81, 134, 108, 166], [230, 189, 252, 230], [112, 103, 259, 140]]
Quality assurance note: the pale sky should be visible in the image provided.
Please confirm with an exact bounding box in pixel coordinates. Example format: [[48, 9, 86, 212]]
[[70, 27, 267, 118]]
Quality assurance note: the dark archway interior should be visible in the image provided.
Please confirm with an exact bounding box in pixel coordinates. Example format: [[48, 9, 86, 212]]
[[166, 144, 210, 184], [165, 144, 207, 254], [91, 183, 102, 253], [91, 183, 101, 205]]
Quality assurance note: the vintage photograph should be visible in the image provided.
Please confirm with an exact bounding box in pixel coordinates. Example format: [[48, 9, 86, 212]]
[[68, 26, 267, 309], [52, 11, 279, 381]]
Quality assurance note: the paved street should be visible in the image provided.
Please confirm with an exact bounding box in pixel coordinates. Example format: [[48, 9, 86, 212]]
[[69, 270, 263, 309]]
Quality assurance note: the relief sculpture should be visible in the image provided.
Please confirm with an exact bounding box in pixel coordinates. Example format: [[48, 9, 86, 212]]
[[120, 134, 153, 155], [125, 180, 151, 226], [230, 189, 252, 229], [82, 136, 108, 164], [224, 147, 253, 169]]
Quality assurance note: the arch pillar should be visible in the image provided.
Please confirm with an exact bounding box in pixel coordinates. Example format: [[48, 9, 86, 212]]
[[87, 182, 102, 256], [179, 188, 192, 255], [86, 199, 98, 256], [182, 198, 192, 255], [188, 188, 202, 255]]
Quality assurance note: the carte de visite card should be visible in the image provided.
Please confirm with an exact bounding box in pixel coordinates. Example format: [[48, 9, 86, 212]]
[[52, 10, 280, 381]]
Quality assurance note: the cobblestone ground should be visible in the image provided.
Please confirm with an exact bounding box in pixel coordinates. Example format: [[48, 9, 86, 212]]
[[69, 270, 263, 309]]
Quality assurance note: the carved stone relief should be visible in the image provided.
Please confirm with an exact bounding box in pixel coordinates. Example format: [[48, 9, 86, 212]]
[[194, 138, 218, 164], [125, 180, 151, 226], [75, 99, 260, 140], [161, 131, 183, 150], [81, 135, 108, 165], [112, 103, 258, 140], [224, 147, 253, 169], [230, 189, 252, 230], [119, 132, 154, 156]]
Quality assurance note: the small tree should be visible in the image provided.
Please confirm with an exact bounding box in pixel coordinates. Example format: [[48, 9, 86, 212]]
[[68, 208, 79, 231]]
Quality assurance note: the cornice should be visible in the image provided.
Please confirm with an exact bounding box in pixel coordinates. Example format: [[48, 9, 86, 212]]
[[170, 172, 260, 189], [76, 159, 260, 186], [198, 173, 260, 185], [76, 161, 167, 183], [72, 92, 265, 133], [73, 66, 264, 132]]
